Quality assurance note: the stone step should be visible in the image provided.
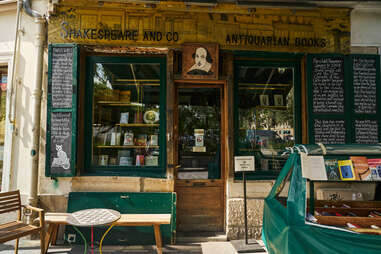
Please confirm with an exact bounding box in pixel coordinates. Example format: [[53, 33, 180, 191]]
[[176, 231, 227, 243]]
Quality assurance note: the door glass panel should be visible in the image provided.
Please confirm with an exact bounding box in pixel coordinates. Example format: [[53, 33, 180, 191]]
[[237, 66, 294, 172], [177, 87, 221, 179]]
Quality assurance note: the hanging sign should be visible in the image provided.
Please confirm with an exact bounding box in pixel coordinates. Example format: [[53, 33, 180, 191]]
[[234, 156, 255, 172]]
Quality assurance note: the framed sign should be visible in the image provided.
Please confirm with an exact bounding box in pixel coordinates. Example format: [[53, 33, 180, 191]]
[[182, 43, 219, 80], [234, 156, 255, 172]]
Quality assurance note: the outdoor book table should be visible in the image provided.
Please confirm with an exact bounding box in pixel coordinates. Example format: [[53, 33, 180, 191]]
[[262, 144, 381, 254]]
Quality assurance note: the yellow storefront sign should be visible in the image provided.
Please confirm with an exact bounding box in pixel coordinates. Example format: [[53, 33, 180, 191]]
[[48, 1, 350, 53]]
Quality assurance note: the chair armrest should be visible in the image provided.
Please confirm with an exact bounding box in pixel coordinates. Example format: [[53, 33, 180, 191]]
[[22, 205, 45, 227], [23, 205, 44, 213]]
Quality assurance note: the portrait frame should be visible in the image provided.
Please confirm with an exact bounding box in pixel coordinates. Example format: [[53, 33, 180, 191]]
[[182, 43, 219, 80], [260, 95, 269, 106], [274, 94, 284, 106]]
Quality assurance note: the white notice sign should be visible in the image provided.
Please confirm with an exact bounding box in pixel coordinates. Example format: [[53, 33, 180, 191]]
[[300, 153, 328, 180], [234, 156, 255, 172]]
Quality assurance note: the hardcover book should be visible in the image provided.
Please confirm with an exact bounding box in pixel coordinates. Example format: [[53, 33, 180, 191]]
[[350, 156, 371, 180], [337, 160, 356, 181], [324, 159, 340, 180]]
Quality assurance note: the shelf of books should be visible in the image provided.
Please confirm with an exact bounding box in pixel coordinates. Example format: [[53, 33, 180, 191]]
[[304, 149, 381, 235], [92, 85, 161, 167]]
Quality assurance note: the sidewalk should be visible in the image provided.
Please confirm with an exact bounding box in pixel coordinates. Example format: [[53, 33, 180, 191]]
[[0, 239, 268, 254]]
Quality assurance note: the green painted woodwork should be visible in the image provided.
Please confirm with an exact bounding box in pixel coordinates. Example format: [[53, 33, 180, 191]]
[[65, 192, 176, 245], [46, 44, 79, 177], [233, 52, 302, 180], [84, 56, 167, 178], [306, 54, 381, 144]]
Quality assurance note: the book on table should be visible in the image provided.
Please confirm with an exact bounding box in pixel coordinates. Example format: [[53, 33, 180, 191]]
[[367, 159, 381, 180], [350, 156, 371, 180], [324, 159, 340, 180], [337, 160, 356, 181]]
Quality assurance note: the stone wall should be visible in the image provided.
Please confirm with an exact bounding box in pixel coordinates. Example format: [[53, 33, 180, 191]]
[[226, 198, 265, 240]]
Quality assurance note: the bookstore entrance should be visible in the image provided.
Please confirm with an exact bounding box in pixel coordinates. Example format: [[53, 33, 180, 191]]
[[174, 80, 227, 232]]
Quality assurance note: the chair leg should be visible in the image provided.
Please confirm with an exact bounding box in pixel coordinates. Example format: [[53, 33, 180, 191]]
[[14, 238, 19, 254]]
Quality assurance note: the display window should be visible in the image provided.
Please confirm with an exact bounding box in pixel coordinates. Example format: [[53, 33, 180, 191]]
[[84, 56, 166, 176], [234, 58, 301, 179]]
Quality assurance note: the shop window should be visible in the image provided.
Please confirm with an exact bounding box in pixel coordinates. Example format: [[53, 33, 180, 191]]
[[234, 60, 300, 179], [84, 56, 166, 177]]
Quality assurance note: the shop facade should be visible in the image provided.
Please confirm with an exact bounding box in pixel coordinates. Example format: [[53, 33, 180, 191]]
[[3, 0, 381, 242]]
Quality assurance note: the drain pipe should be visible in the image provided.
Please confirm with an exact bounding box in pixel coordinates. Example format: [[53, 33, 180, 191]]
[[2, 0, 23, 192], [22, 0, 46, 207]]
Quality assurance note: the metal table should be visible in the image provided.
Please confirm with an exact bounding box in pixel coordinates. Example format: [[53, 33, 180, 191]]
[[66, 208, 121, 254]]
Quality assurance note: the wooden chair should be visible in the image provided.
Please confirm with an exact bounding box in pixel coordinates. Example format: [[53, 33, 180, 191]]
[[0, 190, 45, 254]]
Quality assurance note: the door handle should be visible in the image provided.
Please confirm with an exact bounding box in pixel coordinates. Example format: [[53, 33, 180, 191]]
[[175, 165, 181, 169]]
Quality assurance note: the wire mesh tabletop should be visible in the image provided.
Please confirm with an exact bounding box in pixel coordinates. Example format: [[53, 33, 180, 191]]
[[67, 209, 121, 227]]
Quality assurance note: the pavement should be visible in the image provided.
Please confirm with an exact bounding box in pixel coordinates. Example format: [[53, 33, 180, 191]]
[[0, 238, 268, 254]]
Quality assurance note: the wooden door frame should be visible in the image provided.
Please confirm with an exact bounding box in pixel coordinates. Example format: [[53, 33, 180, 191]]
[[173, 79, 228, 232]]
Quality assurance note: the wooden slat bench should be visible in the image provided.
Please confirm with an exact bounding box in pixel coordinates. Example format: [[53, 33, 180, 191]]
[[0, 190, 45, 254], [44, 212, 171, 254]]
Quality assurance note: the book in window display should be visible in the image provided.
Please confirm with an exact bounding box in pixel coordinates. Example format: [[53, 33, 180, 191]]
[[136, 134, 147, 146], [123, 131, 134, 146], [148, 134, 158, 146], [120, 112, 129, 124], [99, 155, 108, 166], [145, 155, 158, 166], [136, 155, 144, 166], [119, 90, 131, 102], [110, 131, 121, 146]]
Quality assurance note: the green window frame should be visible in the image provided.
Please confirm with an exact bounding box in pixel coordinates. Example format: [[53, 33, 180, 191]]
[[234, 52, 302, 180], [84, 56, 167, 178]]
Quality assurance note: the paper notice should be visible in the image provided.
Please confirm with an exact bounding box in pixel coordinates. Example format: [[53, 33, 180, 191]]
[[301, 153, 328, 180]]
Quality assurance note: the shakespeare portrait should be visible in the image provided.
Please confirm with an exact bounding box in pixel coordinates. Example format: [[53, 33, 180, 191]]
[[182, 43, 219, 80], [187, 47, 213, 75]]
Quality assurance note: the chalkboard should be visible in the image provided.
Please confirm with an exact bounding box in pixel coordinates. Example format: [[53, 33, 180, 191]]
[[50, 112, 72, 174], [46, 44, 78, 177], [308, 54, 381, 145], [314, 119, 346, 144], [353, 57, 377, 114], [312, 57, 345, 113], [51, 47, 74, 108], [355, 120, 379, 144]]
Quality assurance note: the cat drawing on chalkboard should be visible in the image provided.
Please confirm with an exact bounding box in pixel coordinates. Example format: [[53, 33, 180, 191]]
[[51, 144, 70, 170]]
